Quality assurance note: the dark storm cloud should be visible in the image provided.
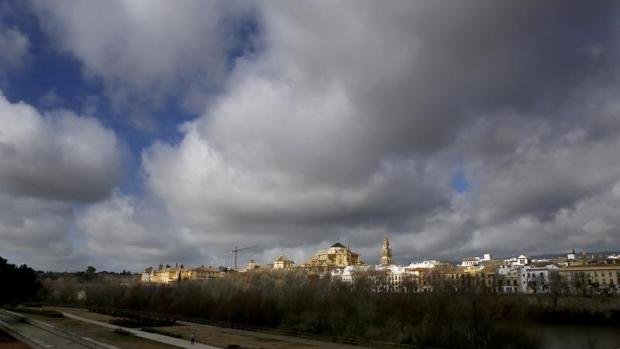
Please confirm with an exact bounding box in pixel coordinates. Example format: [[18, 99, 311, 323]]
[[136, 1, 620, 264], [256, 1, 618, 162]]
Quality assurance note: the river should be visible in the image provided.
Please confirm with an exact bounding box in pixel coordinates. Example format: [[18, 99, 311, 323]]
[[537, 324, 620, 349]]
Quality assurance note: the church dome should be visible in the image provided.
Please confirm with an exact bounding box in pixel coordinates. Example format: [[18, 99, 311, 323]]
[[331, 242, 346, 248]]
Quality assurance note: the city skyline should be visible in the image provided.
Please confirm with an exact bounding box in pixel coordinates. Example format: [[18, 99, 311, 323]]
[[2, 1, 620, 272]]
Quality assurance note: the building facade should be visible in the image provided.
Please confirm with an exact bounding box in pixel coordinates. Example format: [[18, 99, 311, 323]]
[[141, 265, 222, 285], [559, 264, 620, 292]]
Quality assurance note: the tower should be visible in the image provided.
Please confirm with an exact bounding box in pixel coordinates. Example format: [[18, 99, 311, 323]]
[[380, 236, 393, 266]]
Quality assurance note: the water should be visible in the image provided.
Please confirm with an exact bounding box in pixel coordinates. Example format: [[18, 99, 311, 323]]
[[537, 324, 620, 349]]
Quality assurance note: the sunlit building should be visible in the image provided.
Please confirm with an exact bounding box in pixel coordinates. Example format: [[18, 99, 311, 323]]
[[273, 254, 295, 269], [141, 265, 222, 284], [301, 242, 364, 273]]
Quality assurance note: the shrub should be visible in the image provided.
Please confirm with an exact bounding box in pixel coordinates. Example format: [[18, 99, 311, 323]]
[[13, 307, 63, 318], [141, 327, 183, 339], [113, 328, 133, 336], [109, 318, 174, 328]]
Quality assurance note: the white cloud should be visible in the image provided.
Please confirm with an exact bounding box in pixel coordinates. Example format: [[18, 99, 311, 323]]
[[0, 193, 85, 270], [0, 92, 123, 202], [31, 0, 254, 126], [75, 191, 203, 271], [0, 94, 124, 270]]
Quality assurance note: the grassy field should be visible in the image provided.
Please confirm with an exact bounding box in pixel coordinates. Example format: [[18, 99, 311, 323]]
[[48, 307, 372, 349]]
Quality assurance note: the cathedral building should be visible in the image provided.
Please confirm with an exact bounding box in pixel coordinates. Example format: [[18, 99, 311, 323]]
[[380, 236, 394, 266], [301, 242, 364, 273]]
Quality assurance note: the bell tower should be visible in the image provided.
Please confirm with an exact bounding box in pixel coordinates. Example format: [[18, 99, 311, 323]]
[[380, 235, 393, 266]]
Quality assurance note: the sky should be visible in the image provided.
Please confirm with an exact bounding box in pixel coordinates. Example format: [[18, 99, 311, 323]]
[[1, 1, 620, 272]]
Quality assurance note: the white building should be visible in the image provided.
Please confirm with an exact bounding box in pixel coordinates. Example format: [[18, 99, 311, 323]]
[[331, 265, 370, 283], [498, 263, 559, 294], [461, 257, 480, 267], [141, 267, 153, 283], [517, 255, 531, 265], [519, 265, 559, 294], [407, 260, 440, 269], [332, 264, 418, 293], [505, 255, 531, 267], [461, 253, 493, 267], [373, 264, 416, 293]]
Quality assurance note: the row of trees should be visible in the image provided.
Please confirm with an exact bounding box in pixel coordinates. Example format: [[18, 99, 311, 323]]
[[21, 267, 620, 348], [0, 257, 40, 306], [41, 270, 555, 349]]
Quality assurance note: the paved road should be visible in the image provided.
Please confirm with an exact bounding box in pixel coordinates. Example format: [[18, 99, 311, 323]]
[[60, 313, 219, 349], [0, 311, 96, 349]]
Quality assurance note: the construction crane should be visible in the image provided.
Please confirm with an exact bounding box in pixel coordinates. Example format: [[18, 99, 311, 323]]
[[230, 246, 257, 270]]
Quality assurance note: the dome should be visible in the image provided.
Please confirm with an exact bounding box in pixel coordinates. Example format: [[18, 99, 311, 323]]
[[331, 242, 346, 248]]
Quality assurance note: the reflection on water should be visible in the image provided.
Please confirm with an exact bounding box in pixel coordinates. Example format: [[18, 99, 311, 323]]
[[537, 324, 620, 349]]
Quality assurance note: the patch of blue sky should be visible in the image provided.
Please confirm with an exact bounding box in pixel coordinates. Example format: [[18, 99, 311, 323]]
[[226, 9, 261, 71], [0, 2, 99, 109], [451, 167, 469, 194]]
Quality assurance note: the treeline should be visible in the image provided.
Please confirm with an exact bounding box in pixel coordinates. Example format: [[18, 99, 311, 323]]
[[37, 270, 576, 349], [38, 265, 135, 283], [0, 257, 40, 306]]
